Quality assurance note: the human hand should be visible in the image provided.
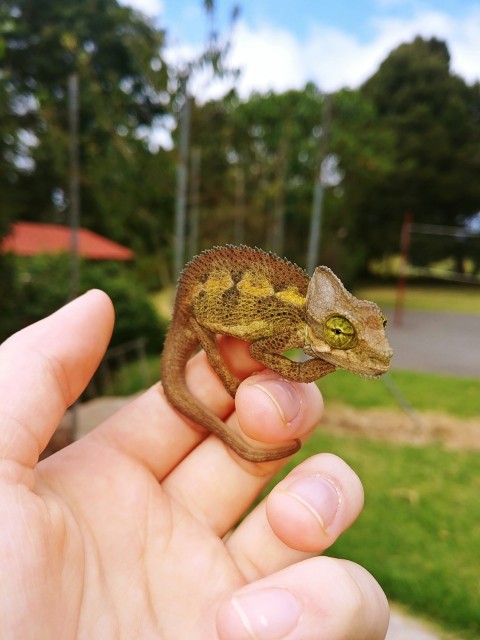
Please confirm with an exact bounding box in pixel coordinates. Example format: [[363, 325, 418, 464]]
[[0, 290, 389, 639]]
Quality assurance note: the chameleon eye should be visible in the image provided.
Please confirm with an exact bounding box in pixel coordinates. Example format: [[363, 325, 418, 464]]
[[324, 315, 357, 349]]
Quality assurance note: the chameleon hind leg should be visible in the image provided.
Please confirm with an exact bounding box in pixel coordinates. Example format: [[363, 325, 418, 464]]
[[189, 317, 241, 397]]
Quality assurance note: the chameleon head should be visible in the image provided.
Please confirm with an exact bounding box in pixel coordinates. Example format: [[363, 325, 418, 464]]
[[303, 266, 393, 378]]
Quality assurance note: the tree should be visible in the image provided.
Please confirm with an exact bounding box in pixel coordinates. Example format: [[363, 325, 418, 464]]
[[189, 85, 332, 267], [188, 84, 399, 281], [169, 0, 239, 280], [0, 0, 171, 244], [359, 37, 480, 267]]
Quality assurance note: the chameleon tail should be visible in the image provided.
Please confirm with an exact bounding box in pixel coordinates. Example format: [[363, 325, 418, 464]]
[[160, 317, 301, 462]]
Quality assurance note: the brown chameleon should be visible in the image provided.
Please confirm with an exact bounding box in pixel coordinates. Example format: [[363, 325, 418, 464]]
[[161, 245, 393, 462]]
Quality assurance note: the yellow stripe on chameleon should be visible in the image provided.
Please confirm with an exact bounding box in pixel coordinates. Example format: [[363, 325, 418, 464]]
[[203, 269, 234, 293], [237, 271, 275, 296], [275, 287, 305, 307], [225, 320, 270, 339]]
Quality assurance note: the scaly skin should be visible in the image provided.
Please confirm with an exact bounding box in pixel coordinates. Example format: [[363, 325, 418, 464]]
[[161, 245, 393, 462]]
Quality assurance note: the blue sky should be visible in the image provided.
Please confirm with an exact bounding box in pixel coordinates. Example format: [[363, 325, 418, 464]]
[[123, 0, 480, 98]]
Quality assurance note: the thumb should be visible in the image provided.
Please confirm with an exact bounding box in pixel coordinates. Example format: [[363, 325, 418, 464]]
[[0, 290, 114, 469]]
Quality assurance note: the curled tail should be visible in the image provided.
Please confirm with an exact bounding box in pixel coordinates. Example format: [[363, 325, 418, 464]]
[[160, 315, 301, 463]]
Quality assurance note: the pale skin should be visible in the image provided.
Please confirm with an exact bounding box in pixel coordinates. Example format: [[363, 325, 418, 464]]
[[0, 290, 389, 639]]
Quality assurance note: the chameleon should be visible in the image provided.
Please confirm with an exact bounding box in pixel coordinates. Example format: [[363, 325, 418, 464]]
[[161, 245, 393, 463]]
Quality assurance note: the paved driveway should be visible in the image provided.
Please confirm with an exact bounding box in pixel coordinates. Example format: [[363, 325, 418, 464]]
[[386, 310, 480, 378]]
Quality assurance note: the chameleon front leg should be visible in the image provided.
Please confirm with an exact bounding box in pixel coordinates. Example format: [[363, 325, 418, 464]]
[[189, 317, 241, 397], [250, 332, 336, 383]]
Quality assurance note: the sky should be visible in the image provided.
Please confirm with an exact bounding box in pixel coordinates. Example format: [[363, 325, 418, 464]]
[[120, 0, 480, 100]]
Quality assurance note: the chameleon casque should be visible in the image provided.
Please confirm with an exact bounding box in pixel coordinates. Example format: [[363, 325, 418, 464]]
[[161, 245, 393, 462]]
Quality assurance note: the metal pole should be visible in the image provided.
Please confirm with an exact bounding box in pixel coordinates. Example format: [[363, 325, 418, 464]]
[[234, 166, 245, 246], [394, 210, 413, 327], [68, 72, 80, 301], [189, 147, 201, 259], [68, 71, 80, 440], [174, 75, 191, 281], [307, 94, 332, 275]]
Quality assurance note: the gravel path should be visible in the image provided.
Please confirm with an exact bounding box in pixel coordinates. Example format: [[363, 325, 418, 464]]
[[386, 609, 444, 640]]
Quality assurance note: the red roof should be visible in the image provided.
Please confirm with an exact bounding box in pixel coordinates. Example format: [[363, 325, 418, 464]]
[[1, 222, 133, 261]]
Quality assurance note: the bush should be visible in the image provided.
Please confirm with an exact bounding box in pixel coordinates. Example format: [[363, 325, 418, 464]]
[[0, 254, 167, 352]]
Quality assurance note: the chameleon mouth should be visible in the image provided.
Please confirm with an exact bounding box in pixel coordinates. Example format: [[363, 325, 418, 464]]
[[359, 368, 389, 380], [360, 349, 393, 377], [318, 346, 393, 379]]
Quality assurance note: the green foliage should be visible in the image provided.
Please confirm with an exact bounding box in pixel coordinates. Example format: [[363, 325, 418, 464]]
[[0, 0, 172, 247], [82, 261, 167, 352], [189, 85, 335, 269], [0, 255, 166, 352], [103, 355, 160, 395], [321, 89, 397, 281], [1, 11, 480, 285], [189, 48, 480, 281], [360, 37, 480, 265]]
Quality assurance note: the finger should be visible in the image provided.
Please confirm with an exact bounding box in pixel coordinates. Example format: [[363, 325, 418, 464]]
[[161, 374, 324, 534], [0, 290, 114, 469], [216, 557, 389, 640], [89, 345, 243, 481], [91, 340, 311, 482], [217, 336, 264, 379], [226, 454, 364, 578]]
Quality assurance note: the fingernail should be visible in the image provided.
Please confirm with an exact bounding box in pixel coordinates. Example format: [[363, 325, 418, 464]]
[[231, 587, 301, 639], [286, 475, 340, 532], [253, 380, 301, 426]]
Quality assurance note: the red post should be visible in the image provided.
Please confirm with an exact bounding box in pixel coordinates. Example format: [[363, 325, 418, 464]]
[[394, 210, 413, 326]]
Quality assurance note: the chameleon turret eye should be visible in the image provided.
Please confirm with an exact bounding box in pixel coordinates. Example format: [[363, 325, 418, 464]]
[[323, 315, 357, 349]]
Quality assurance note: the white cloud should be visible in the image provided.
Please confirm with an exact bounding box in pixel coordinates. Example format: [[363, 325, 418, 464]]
[[201, 8, 480, 100], [116, 2, 480, 100], [369, 9, 480, 84], [229, 22, 305, 95], [221, 20, 387, 97], [118, 0, 163, 18]]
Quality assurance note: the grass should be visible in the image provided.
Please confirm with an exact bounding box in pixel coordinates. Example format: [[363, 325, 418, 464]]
[[357, 283, 480, 314], [318, 368, 480, 418], [272, 432, 480, 639]]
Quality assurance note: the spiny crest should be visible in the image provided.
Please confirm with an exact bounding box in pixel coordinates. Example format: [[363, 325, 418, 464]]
[[180, 244, 308, 287]]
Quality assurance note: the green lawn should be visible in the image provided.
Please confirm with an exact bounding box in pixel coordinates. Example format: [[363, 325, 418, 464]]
[[357, 283, 480, 314], [315, 368, 480, 637], [272, 432, 480, 640], [318, 368, 480, 418]]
